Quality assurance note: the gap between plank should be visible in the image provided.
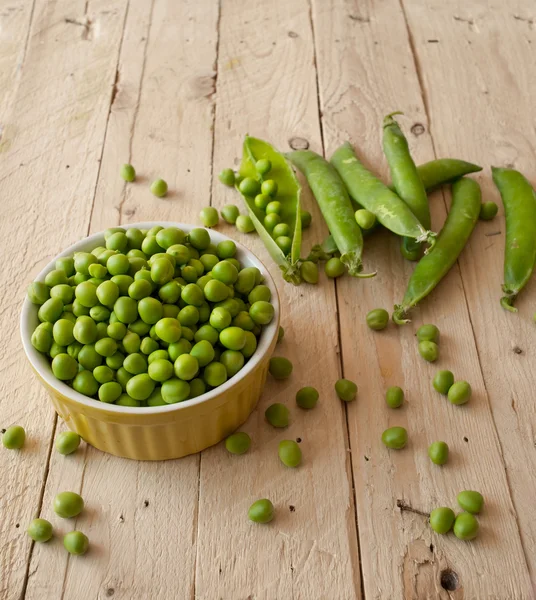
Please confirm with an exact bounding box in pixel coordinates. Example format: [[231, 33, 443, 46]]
[[398, 0, 532, 578], [307, 1, 365, 598], [194, 1, 222, 597]]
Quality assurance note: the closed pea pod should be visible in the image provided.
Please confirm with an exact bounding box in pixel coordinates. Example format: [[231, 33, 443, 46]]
[[287, 150, 374, 278], [393, 177, 481, 324], [330, 142, 436, 248], [491, 167, 536, 311], [415, 158, 482, 191]]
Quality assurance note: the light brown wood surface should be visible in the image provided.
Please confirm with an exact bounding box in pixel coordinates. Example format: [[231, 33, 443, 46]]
[[1, 1, 535, 599]]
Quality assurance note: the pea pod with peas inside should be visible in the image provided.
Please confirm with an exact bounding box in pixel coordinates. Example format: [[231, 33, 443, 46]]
[[287, 150, 375, 277], [330, 142, 437, 250], [393, 177, 481, 324], [237, 136, 302, 284], [491, 167, 536, 312]]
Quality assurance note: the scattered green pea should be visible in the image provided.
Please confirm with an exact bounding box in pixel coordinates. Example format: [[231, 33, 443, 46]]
[[236, 215, 255, 233], [150, 178, 168, 197], [335, 378, 357, 402], [381, 426, 408, 449], [63, 530, 89, 555], [239, 177, 260, 196], [433, 370, 454, 395], [457, 490, 484, 514], [27, 518, 53, 543], [418, 341, 439, 362], [221, 204, 239, 224], [386, 386, 404, 408], [325, 257, 345, 278], [300, 210, 312, 229], [269, 357, 293, 380], [248, 499, 274, 524], [416, 324, 440, 343], [479, 201, 498, 221], [296, 386, 319, 409], [265, 403, 289, 428], [219, 168, 235, 187], [278, 440, 302, 467], [2, 425, 26, 449], [300, 261, 319, 284], [120, 163, 136, 182], [429, 507, 455, 535], [56, 431, 81, 455], [200, 207, 219, 228], [428, 441, 449, 465], [448, 381, 472, 405], [53, 491, 84, 518], [225, 432, 251, 455], [354, 209, 376, 230], [366, 308, 389, 331], [453, 512, 479, 540]]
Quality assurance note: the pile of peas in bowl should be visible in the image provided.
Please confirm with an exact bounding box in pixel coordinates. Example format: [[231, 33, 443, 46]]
[[27, 225, 276, 407]]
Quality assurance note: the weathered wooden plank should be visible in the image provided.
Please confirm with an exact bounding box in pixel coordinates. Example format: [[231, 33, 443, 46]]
[[195, 1, 361, 599], [0, 1, 129, 599], [25, 1, 220, 598], [402, 0, 536, 586], [311, 0, 533, 597]]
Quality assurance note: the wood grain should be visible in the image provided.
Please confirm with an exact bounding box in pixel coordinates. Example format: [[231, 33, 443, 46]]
[[195, 1, 361, 598], [402, 0, 536, 585], [310, 0, 533, 597], [0, 1, 128, 598]]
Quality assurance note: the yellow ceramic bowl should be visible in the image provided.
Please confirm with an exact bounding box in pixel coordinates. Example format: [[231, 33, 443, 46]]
[[21, 222, 279, 460]]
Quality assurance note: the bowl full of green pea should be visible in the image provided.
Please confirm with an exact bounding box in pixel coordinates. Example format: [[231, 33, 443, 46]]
[[21, 223, 280, 460]]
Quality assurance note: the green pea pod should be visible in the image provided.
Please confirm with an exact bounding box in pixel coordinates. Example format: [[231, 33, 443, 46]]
[[238, 136, 302, 285], [287, 150, 375, 277], [393, 177, 481, 324], [417, 159, 482, 191], [331, 142, 436, 250], [491, 167, 536, 312]]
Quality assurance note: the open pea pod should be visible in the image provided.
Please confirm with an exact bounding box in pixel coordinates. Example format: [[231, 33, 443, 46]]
[[237, 136, 302, 285]]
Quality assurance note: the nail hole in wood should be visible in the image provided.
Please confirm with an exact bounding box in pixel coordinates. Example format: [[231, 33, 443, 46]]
[[411, 123, 425, 136], [289, 505, 295, 512], [429, 543, 434, 553], [66, 165, 70, 169], [1, 429, 5, 434], [427, 39, 439, 43], [288, 31, 298, 38], [144, 500, 149, 507], [513, 346, 523, 354], [463, 436, 469, 442], [295, 437, 302, 443], [106, 588, 115, 597], [288, 137, 309, 150], [440, 569, 459, 591], [364, 455, 370, 461], [118, 514, 124, 523], [15, 523, 20, 528]]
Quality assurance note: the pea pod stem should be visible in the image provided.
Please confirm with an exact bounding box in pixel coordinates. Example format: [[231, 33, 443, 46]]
[[287, 150, 375, 278], [393, 177, 481, 325], [330, 142, 437, 251], [492, 166, 536, 312]]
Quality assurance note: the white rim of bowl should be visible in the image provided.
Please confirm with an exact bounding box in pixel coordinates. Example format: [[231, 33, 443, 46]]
[[20, 222, 280, 414]]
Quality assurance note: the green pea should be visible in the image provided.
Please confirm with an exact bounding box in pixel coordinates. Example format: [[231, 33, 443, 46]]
[[119, 163, 136, 182], [194, 325, 219, 345], [56, 256, 75, 277], [428, 441, 449, 465], [366, 308, 389, 331], [74, 252, 97, 275], [96, 280, 119, 308], [122, 331, 141, 354], [354, 209, 377, 230], [277, 326, 284, 343], [295, 386, 319, 409], [151, 178, 168, 197], [174, 354, 199, 381], [63, 531, 89, 555], [203, 279, 228, 303], [188, 228, 211, 250], [161, 377, 190, 403], [87, 263, 108, 279], [127, 279, 152, 301], [433, 370, 454, 395], [146, 389, 166, 406], [219, 168, 235, 187], [235, 268, 257, 295], [278, 440, 302, 467], [386, 386, 404, 408], [418, 341, 439, 362], [453, 512, 479, 540], [212, 260, 238, 285], [265, 403, 289, 427], [190, 340, 215, 368], [99, 381, 122, 403], [73, 370, 99, 396], [141, 236, 163, 256], [155, 317, 182, 343], [335, 378, 357, 402], [89, 305, 110, 323], [94, 337, 118, 357], [231, 311, 254, 331], [325, 257, 345, 278], [113, 297, 138, 324], [49, 342, 66, 359], [429, 507, 455, 534], [78, 344, 103, 370], [56, 431, 81, 455], [139, 336, 159, 355], [448, 381, 472, 405], [225, 431, 251, 455], [200, 207, 219, 228], [248, 499, 274, 524], [126, 373, 155, 401], [272, 223, 290, 238], [275, 236, 292, 255], [381, 426, 408, 449], [53, 491, 84, 518], [268, 356, 292, 380], [300, 209, 312, 229], [208, 306, 230, 331], [150, 257, 174, 286], [220, 349, 245, 377], [479, 201, 498, 221], [221, 204, 240, 224], [189, 378, 206, 398], [261, 179, 277, 197], [236, 215, 255, 234], [126, 228, 145, 250], [249, 301, 274, 326], [2, 425, 26, 449], [204, 361, 228, 387], [27, 518, 53, 543], [106, 351, 124, 370], [299, 260, 318, 284], [50, 283, 74, 304], [107, 322, 127, 341], [254, 193, 271, 209], [217, 240, 236, 260], [93, 365, 114, 384], [457, 490, 484, 514], [32, 323, 53, 353], [255, 158, 272, 176], [241, 331, 257, 358], [52, 354, 78, 380], [266, 200, 281, 215], [28, 282, 50, 305], [147, 359, 173, 382], [148, 349, 169, 364], [416, 324, 440, 343], [137, 297, 162, 325], [115, 394, 140, 406], [123, 353, 148, 375], [263, 213, 280, 232], [106, 253, 130, 276], [239, 177, 260, 196], [167, 244, 190, 265], [116, 367, 132, 390], [38, 297, 64, 323]]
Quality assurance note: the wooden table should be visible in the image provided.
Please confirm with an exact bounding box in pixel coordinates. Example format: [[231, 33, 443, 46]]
[[2, 1, 535, 598]]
